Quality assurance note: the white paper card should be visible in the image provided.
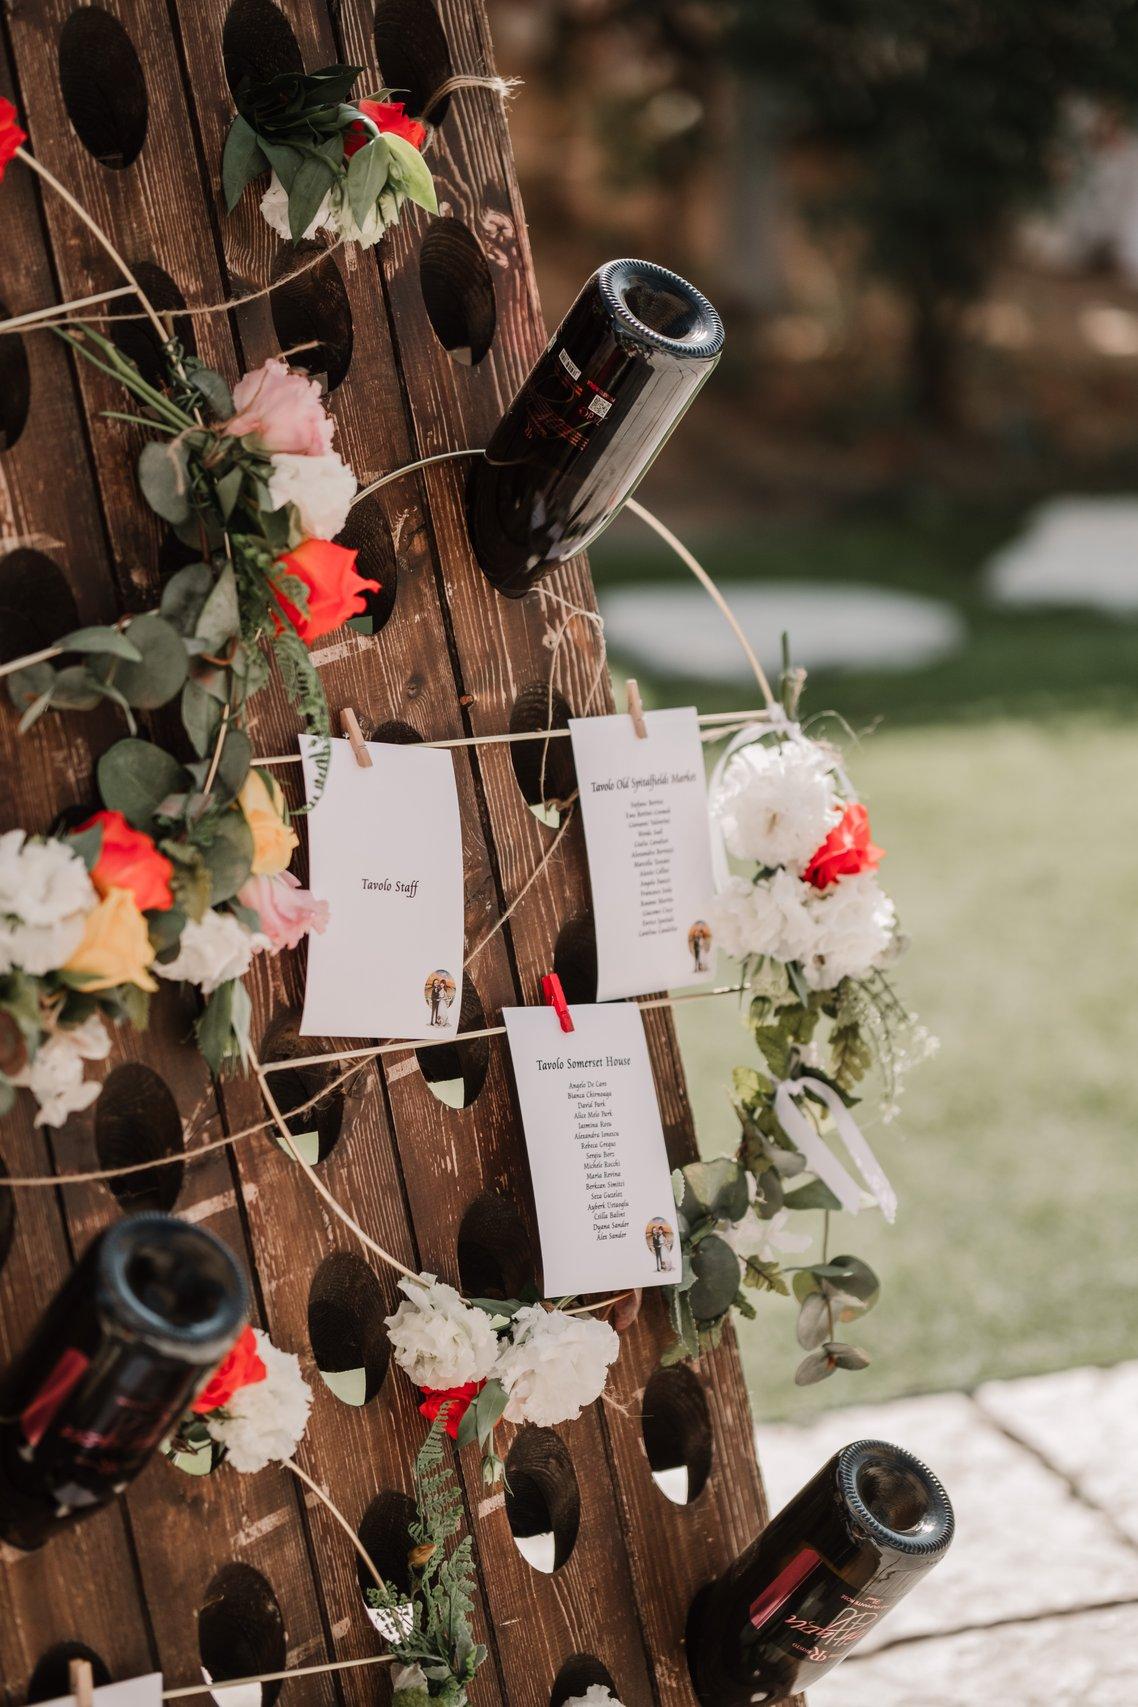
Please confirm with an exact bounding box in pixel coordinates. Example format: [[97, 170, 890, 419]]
[[570, 707, 717, 1000], [299, 736, 464, 1040], [503, 1002, 680, 1296], [41, 1677, 163, 1707]]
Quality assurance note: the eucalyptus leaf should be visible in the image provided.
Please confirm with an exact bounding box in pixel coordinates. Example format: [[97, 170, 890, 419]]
[[688, 1233, 743, 1325], [384, 131, 437, 213], [200, 813, 254, 902], [680, 1157, 750, 1226], [222, 113, 268, 209], [49, 666, 102, 711], [195, 980, 235, 1076], [186, 366, 235, 420], [97, 739, 188, 830], [214, 465, 244, 520], [796, 1290, 833, 1350], [782, 1178, 843, 1213], [67, 824, 103, 872], [7, 661, 54, 714], [104, 614, 188, 709], [57, 626, 142, 662], [180, 677, 222, 758], [138, 438, 191, 525], [195, 562, 240, 652], [817, 1254, 880, 1309]]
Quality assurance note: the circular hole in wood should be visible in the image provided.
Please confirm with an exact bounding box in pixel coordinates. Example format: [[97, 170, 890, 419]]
[[58, 7, 148, 169], [373, 0, 454, 122], [505, 1426, 580, 1574], [222, 0, 303, 99], [509, 683, 577, 826], [367, 719, 422, 745], [0, 300, 30, 452], [0, 549, 79, 667], [358, 1489, 416, 1639], [270, 241, 353, 392], [261, 1013, 345, 1163], [0, 1156, 14, 1275], [641, 1364, 713, 1506], [553, 914, 598, 1006], [307, 1251, 390, 1406], [457, 1191, 535, 1301], [107, 262, 195, 391], [95, 1062, 185, 1213], [198, 1563, 286, 1707], [338, 498, 399, 635], [415, 980, 489, 1110], [28, 1644, 111, 1704], [419, 219, 496, 367], [550, 1655, 618, 1707]]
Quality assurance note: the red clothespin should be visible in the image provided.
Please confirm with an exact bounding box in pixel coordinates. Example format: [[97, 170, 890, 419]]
[[626, 678, 648, 739], [541, 971, 574, 1033]]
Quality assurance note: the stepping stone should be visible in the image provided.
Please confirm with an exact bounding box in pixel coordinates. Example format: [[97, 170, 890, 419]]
[[755, 1388, 1138, 1654]]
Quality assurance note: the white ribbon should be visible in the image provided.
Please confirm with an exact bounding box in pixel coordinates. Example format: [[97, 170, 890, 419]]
[[773, 1074, 897, 1223]]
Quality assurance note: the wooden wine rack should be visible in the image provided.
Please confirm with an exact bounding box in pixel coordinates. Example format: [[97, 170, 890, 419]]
[[0, 2, 795, 1703]]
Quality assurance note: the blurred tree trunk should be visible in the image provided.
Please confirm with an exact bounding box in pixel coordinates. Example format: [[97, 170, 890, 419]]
[[910, 289, 962, 431]]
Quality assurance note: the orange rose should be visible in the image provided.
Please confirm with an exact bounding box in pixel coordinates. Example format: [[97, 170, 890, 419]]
[[344, 99, 427, 157], [272, 538, 380, 643], [191, 1325, 266, 1415], [803, 803, 884, 890], [77, 810, 174, 912], [0, 98, 26, 184]]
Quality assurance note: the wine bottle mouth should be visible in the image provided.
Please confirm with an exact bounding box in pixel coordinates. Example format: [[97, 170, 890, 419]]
[[838, 1440, 955, 1559], [598, 260, 725, 358], [99, 1213, 249, 1360]]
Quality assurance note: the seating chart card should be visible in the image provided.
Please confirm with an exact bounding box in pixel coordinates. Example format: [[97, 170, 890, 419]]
[[570, 707, 717, 1000], [299, 736, 464, 1040], [503, 1002, 680, 1296]]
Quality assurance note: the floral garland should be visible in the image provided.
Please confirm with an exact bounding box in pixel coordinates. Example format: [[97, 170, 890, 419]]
[[666, 686, 936, 1386], [223, 63, 437, 247], [0, 768, 327, 1125]]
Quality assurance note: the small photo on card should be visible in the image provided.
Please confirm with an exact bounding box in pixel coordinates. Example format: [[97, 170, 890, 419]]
[[570, 707, 717, 1001], [299, 736, 464, 1040], [503, 1002, 680, 1297]]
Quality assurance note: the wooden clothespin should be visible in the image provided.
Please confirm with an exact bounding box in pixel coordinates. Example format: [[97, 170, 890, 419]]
[[626, 678, 648, 739], [541, 971, 574, 1033], [68, 1658, 95, 1707], [340, 707, 373, 769]]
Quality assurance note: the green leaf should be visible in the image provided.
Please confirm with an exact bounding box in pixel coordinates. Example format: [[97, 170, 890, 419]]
[[68, 824, 103, 872], [97, 739, 188, 830], [214, 465, 244, 520], [6, 661, 54, 715], [186, 366, 235, 421], [817, 1254, 880, 1309], [160, 562, 214, 636], [196, 980, 236, 1075], [259, 138, 304, 193], [346, 135, 391, 226], [195, 562, 240, 652], [687, 1233, 743, 1325], [138, 438, 191, 525], [383, 131, 437, 213], [222, 113, 268, 209], [288, 154, 336, 240], [49, 666, 102, 711], [104, 614, 188, 709], [180, 677, 222, 758], [201, 726, 251, 804], [680, 1157, 750, 1226], [782, 1179, 843, 1213], [57, 626, 142, 662], [200, 813, 254, 903]]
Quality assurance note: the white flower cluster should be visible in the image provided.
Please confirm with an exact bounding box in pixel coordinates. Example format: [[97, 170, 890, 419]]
[[260, 173, 404, 253], [710, 736, 897, 992], [154, 909, 270, 996], [564, 1691, 624, 1707], [206, 1330, 313, 1473], [10, 1013, 110, 1129], [722, 1174, 812, 1280], [265, 446, 357, 541], [0, 830, 95, 976], [385, 1276, 620, 1428]]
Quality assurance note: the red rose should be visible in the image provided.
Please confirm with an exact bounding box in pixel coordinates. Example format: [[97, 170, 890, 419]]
[[802, 803, 884, 890], [344, 98, 427, 158], [77, 809, 175, 912], [272, 538, 380, 644], [418, 1380, 484, 1440], [0, 98, 26, 184], [191, 1325, 267, 1415]]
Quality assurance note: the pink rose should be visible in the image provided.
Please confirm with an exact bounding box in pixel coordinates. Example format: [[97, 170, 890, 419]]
[[237, 870, 329, 952], [224, 358, 335, 457]]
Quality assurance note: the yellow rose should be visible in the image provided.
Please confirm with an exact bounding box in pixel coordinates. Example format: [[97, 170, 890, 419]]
[[238, 769, 299, 876], [63, 887, 157, 992]]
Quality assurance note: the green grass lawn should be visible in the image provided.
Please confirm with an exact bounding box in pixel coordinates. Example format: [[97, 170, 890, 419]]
[[589, 503, 1138, 1420]]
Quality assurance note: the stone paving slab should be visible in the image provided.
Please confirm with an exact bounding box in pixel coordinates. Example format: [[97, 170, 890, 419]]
[[755, 1388, 1138, 1655], [976, 1361, 1138, 1545], [806, 1603, 1138, 1706]]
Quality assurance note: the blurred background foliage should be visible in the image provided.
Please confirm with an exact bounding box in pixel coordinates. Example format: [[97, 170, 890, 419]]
[[488, 0, 1138, 1418]]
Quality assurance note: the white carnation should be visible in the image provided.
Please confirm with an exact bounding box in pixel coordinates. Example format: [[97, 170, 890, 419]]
[[153, 910, 269, 995], [802, 871, 896, 991], [266, 449, 357, 540], [259, 172, 333, 242], [328, 182, 400, 249], [564, 1691, 624, 1707], [710, 869, 816, 966], [0, 831, 96, 975], [11, 1014, 111, 1128], [207, 1330, 312, 1473], [714, 739, 839, 871], [496, 1306, 619, 1428], [385, 1274, 501, 1390], [0, 912, 90, 977]]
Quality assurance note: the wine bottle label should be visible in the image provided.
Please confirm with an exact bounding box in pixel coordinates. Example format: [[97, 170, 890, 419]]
[[749, 1547, 886, 1669]]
